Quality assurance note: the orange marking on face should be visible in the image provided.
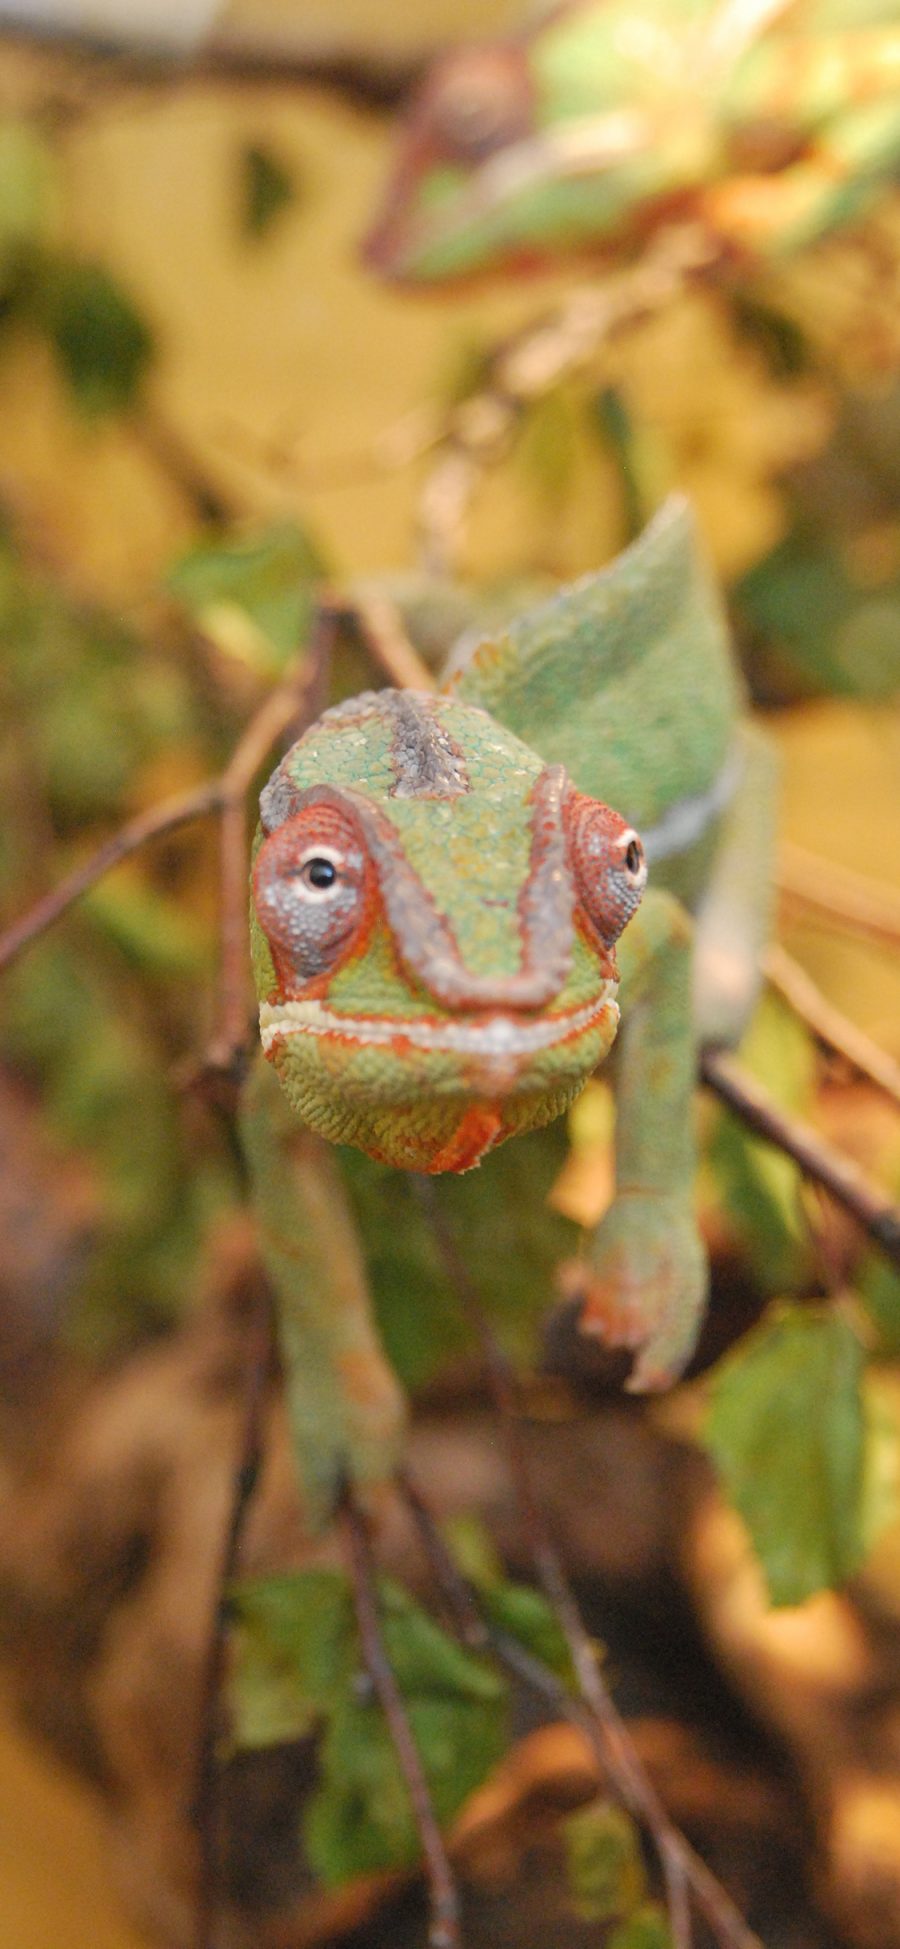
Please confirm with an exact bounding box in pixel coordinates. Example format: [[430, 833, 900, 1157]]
[[424, 1104, 504, 1173]]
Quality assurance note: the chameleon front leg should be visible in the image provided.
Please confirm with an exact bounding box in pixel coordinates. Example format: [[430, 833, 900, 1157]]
[[575, 886, 707, 1392], [240, 1054, 406, 1533]]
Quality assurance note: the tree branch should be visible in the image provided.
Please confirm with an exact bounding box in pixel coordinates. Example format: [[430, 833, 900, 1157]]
[[342, 1486, 462, 1949], [701, 1047, 900, 1269], [416, 226, 718, 574], [777, 844, 900, 952], [401, 1475, 761, 1949], [763, 943, 900, 1111]]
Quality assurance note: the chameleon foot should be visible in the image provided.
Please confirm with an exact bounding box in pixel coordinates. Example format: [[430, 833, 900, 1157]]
[[561, 1191, 708, 1393]]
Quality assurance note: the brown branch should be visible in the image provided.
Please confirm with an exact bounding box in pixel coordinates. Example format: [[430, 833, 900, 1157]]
[[401, 1476, 761, 1949], [342, 1487, 462, 1949], [777, 844, 900, 952], [417, 225, 718, 573], [349, 591, 437, 693], [410, 1181, 767, 1949], [0, 614, 335, 1077], [763, 944, 900, 1111], [701, 1047, 900, 1268], [0, 778, 221, 974]]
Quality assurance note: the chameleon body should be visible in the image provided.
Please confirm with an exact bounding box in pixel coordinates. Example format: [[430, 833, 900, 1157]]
[[366, 0, 900, 281], [246, 498, 776, 1523]]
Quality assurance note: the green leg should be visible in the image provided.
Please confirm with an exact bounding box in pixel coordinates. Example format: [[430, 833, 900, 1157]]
[[578, 886, 707, 1392], [240, 1054, 406, 1532]]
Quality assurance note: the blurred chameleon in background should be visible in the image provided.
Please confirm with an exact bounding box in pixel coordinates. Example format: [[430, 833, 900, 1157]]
[[367, 0, 900, 282]]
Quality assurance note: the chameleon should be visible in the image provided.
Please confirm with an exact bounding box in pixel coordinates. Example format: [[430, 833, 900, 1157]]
[[243, 496, 777, 1528], [365, 0, 900, 282]]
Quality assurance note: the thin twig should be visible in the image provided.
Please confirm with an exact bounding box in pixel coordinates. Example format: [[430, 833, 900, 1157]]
[[0, 614, 334, 1061], [342, 1487, 462, 1949], [350, 591, 437, 693], [417, 226, 717, 573], [777, 844, 900, 952], [705, 1042, 900, 1259], [191, 1288, 275, 1949], [763, 943, 900, 1110], [0, 779, 221, 974], [401, 1475, 761, 1949], [701, 1047, 900, 1267], [410, 1181, 693, 1949]]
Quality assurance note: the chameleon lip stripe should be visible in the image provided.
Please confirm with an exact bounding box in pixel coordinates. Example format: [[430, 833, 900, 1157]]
[[640, 743, 743, 863], [258, 983, 616, 1059]]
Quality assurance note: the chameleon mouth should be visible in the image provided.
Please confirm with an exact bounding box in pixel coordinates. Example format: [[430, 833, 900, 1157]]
[[258, 985, 616, 1061]]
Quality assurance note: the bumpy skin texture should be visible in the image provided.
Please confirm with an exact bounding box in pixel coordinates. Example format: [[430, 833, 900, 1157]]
[[247, 497, 775, 1503], [250, 695, 632, 1173]]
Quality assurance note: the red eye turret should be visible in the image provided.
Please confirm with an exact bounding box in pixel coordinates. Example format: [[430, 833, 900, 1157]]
[[565, 792, 647, 950], [253, 804, 374, 994]]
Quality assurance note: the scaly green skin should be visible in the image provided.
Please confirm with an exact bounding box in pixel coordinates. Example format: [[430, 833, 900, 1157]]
[[366, 0, 900, 281], [245, 497, 776, 1519]]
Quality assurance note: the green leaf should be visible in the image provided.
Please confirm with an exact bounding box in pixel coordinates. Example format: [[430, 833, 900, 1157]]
[[608, 1902, 674, 1949], [705, 1303, 868, 1605], [0, 117, 58, 268], [737, 525, 900, 700], [483, 1580, 575, 1681], [563, 1799, 646, 1923], [239, 141, 296, 239], [858, 1254, 900, 1356], [167, 521, 324, 675], [229, 1570, 357, 1747], [32, 254, 155, 415], [307, 1677, 506, 1884], [229, 1569, 508, 1885]]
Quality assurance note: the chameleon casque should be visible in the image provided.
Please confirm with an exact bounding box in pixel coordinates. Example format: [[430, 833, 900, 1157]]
[[244, 498, 776, 1526]]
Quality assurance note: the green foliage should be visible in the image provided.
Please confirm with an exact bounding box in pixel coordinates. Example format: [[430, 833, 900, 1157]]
[[30, 254, 155, 416], [707, 992, 815, 1294], [482, 1579, 574, 1680], [238, 141, 297, 240], [167, 521, 325, 676], [608, 1903, 674, 1949], [442, 1511, 576, 1679], [0, 538, 190, 822], [0, 532, 233, 1343], [0, 117, 58, 274], [229, 1569, 507, 1883], [563, 1799, 649, 1925], [859, 1254, 900, 1357], [738, 523, 900, 700], [705, 1302, 868, 1605]]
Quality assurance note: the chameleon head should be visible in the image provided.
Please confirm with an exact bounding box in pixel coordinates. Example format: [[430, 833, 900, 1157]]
[[250, 691, 646, 1173]]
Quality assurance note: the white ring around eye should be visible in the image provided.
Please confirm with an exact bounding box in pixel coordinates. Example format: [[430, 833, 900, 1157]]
[[616, 828, 647, 884], [292, 844, 347, 901]]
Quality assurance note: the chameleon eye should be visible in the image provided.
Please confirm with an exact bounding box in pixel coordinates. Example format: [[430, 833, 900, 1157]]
[[298, 856, 338, 893], [566, 795, 648, 950], [253, 807, 374, 989]]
